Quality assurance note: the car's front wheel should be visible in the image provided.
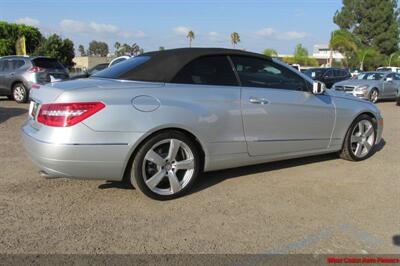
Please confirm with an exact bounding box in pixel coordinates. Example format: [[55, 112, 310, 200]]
[[368, 88, 379, 103], [130, 131, 200, 200], [340, 114, 376, 161], [12, 83, 29, 103]]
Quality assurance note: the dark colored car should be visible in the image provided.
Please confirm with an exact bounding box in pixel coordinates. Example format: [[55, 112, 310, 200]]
[[70, 63, 109, 79], [0, 56, 69, 103], [304, 68, 351, 88]]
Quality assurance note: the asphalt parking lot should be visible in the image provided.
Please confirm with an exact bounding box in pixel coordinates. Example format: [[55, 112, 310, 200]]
[[0, 98, 399, 255]]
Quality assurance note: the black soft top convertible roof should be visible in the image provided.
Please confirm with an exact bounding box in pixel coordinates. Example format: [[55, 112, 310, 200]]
[[116, 48, 272, 82]]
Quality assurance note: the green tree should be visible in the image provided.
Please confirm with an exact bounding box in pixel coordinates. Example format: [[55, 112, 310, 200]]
[[230, 32, 240, 48], [159, 46, 165, 51], [356, 47, 378, 70], [33, 34, 75, 68], [284, 44, 319, 66], [78, 44, 86, 56], [88, 40, 109, 57], [386, 51, 400, 66], [187, 30, 195, 47], [334, 0, 399, 55], [114, 42, 121, 56], [0, 21, 43, 56], [131, 43, 140, 56], [263, 48, 278, 57], [329, 29, 358, 67]]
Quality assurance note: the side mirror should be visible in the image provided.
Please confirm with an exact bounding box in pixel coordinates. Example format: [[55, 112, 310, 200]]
[[313, 81, 326, 94]]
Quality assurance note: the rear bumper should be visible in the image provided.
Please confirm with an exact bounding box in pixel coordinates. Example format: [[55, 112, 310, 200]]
[[21, 121, 142, 181]]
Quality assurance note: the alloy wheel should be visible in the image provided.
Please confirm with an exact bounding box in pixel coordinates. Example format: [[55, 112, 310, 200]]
[[142, 138, 195, 195], [350, 119, 375, 158], [370, 90, 378, 103], [13, 85, 26, 102]]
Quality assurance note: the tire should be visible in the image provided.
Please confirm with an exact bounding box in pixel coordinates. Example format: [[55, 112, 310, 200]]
[[12, 83, 29, 103], [130, 131, 201, 200], [397, 96, 400, 106], [368, 88, 379, 103], [339, 114, 377, 161]]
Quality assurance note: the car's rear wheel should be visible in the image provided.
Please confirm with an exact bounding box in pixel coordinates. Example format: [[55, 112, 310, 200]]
[[131, 131, 200, 200], [12, 83, 28, 103], [340, 114, 376, 161], [368, 88, 379, 103]]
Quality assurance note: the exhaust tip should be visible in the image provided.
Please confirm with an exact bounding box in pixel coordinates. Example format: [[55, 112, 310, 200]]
[[39, 171, 59, 179]]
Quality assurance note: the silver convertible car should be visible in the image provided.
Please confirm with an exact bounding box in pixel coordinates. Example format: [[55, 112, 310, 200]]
[[333, 71, 400, 103], [22, 48, 383, 200]]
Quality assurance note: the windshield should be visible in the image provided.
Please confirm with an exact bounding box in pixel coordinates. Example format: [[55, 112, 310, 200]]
[[304, 69, 325, 78], [93, 56, 150, 79], [356, 72, 384, 80]]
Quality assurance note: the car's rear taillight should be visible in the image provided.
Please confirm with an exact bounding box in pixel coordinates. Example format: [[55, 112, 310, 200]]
[[37, 102, 105, 127], [28, 66, 46, 72]]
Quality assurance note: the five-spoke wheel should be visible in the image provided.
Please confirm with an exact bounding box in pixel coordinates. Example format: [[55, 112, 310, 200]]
[[369, 89, 379, 103], [340, 114, 376, 161], [131, 131, 200, 200]]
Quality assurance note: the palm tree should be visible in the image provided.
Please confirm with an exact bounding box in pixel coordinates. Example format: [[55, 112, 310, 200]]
[[187, 30, 195, 47], [230, 32, 240, 48], [329, 30, 357, 67], [131, 43, 140, 56], [356, 47, 377, 71], [114, 42, 121, 56]]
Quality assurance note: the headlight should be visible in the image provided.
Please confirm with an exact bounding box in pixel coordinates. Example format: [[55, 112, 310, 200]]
[[355, 85, 369, 91]]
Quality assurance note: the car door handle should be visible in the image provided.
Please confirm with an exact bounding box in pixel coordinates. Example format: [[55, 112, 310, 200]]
[[10, 72, 15, 76], [249, 97, 269, 105]]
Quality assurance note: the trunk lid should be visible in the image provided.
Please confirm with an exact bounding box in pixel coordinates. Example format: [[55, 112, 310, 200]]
[[29, 78, 164, 103]]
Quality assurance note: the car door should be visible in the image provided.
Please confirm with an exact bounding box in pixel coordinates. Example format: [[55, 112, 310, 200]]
[[0, 59, 13, 94], [382, 73, 397, 98], [393, 74, 400, 97], [230, 56, 335, 157], [0, 60, 6, 93]]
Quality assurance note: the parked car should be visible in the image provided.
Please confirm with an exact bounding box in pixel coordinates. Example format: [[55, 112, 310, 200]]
[[0, 56, 69, 103], [108, 56, 131, 67], [350, 69, 362, 78], [70, 63, 109, 79], [303, 68, 351, 88], [333, 71, 400, 103], [22, 48, 383, 200], [377, 66, 400, 73]]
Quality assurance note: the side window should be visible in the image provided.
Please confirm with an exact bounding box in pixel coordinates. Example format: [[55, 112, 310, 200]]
[[230, 56, 308, 91], [333, 69, 342, 77], [387, 73, 395, 79], [2, 60, 12, 72], [13, 59, 25, 70], [394, 74, 400, 80], [172, 56, 238, 86], [324, 70, 334, 78]]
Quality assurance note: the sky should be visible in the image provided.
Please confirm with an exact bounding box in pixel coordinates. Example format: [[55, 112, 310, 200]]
[[1, 0, 343, 55]]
